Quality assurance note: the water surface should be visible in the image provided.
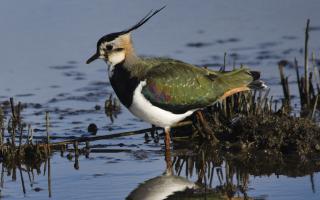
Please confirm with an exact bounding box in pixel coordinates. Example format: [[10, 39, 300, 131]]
[[0, 0, 320, 199]]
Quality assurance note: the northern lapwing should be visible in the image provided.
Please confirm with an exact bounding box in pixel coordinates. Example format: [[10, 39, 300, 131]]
[[86, 7, 266, 169]]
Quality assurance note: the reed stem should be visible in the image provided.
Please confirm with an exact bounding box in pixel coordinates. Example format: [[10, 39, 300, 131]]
[[304, 19, 310, 107]]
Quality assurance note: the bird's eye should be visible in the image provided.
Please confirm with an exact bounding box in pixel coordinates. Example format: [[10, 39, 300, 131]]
[[106, 45, 113, 51]]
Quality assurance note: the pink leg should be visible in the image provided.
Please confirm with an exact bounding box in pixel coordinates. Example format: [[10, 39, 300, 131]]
[[164, 127, 173, 175]]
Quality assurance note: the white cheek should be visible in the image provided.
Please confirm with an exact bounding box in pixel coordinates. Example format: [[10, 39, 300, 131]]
[[108, 52, 125, 78], [108, 52, 125, 66]]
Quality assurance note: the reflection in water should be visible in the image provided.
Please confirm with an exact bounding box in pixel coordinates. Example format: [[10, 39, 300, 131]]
[[104, 94, 121, 123], [172, 142, 320, 199], [126, 174, 197, 200], [126, 140, 320, 200], [1, 140, 319, 199], [0, 156, 52, 198], [126, 140, 198, 200], [125, 145, 250, 200]]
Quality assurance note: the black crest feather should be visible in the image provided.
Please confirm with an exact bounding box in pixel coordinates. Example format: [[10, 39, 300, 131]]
[[123, 5, 166, 33], [98, 6, 166, 45]]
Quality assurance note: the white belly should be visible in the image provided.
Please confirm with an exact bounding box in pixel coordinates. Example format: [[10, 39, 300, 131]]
[[129, 81, 195, 128]]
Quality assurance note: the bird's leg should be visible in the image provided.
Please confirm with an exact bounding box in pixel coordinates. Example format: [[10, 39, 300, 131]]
[[164, 127, 171, 151], [150, 125, 156, 138], [151, 124, 159, 143], [196, 111, 219, 143], [164, 127, 173, 175]]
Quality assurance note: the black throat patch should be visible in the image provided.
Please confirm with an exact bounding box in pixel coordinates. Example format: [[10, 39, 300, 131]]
[[109, 62, 140, 108]]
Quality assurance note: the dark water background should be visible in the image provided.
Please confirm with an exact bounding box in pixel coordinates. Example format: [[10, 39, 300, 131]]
[[0, 0, 320, 199]]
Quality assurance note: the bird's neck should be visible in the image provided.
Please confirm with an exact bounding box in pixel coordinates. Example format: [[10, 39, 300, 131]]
[[120, 48, 151, 79], [123, 43, 140, 67], [118, 33, 141, 67], [109, 61, 140, 108]]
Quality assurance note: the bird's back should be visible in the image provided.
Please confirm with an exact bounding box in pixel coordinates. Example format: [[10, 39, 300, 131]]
[[132, 58, 256, 114]]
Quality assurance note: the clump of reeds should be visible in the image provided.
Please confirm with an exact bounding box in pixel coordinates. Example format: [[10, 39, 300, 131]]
[[0, 98, 51, 166], [184, 83, 320, 155], [0, 98, 53, 197], [182, 89, 270, 138], [0, 97, 161, 166], [104, 94, 121, 123], [278, 19, 319, 116]]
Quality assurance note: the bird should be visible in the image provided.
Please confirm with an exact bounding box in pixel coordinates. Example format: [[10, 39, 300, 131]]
[[86, 7, 266, 170]]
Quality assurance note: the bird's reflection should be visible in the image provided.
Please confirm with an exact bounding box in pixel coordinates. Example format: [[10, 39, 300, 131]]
[[126, 141, 197, 200], [126, 145, 226, 200], [126, 173, 197, 200]]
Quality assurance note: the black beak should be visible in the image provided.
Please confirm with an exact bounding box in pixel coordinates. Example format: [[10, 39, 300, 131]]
[[86, 53, 99, 64]]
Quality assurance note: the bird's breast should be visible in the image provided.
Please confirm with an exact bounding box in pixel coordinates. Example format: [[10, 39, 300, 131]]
[[109, 63, 140, 108]]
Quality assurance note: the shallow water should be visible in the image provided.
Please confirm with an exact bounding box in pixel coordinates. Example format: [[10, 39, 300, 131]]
[[0, 0, 320, 199]]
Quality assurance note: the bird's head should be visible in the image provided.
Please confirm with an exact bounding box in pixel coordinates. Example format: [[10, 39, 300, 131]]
[[86, 6, 165, 66]]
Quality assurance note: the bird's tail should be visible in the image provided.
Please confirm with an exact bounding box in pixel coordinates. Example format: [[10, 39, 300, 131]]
[[216, 69, 268, 100], [247, 71, 268, 90]]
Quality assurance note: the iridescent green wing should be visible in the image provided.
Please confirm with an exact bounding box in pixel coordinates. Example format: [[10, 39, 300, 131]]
[[141, 61, 253, 114]]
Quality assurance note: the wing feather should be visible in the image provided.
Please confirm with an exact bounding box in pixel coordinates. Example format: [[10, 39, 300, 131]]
[[141, 60, 253, 114]]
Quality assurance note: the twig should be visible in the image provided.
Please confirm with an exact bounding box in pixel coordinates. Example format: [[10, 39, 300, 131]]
[[220, 52, 227, 72], [278, 62, 290, 106], [0, 106, 3, 146], [294, 58, 303, 105], [10, 98, 16, 148], [45, 112, 50, 154], [48, 127, 162, 147], [304, 19, 310, 107], [0, 164, 4, 188], [311, 95, 319, 119], [48, 157, 52, 198], [18, 164, 26, 195], [18, 102, 23, 152]]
